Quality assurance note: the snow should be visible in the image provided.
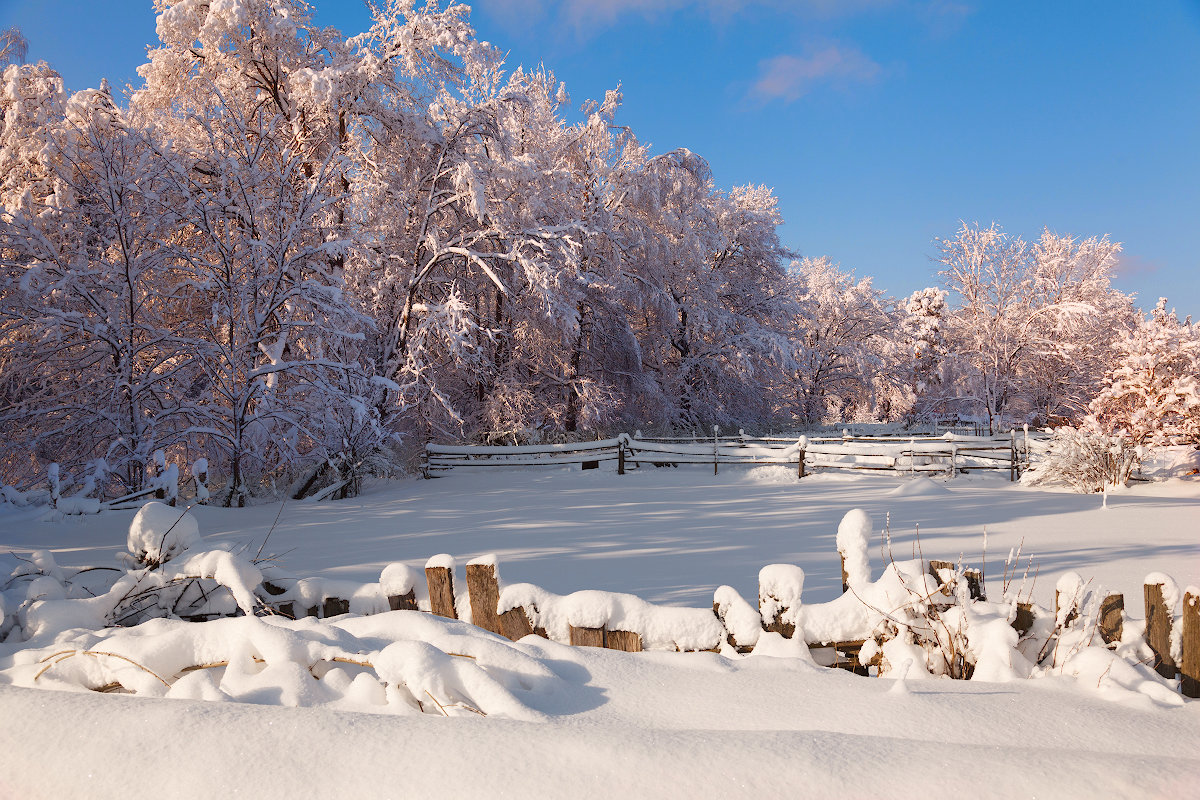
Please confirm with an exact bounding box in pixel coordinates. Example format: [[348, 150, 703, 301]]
[[0, 466, 1198, 796], [835, 507, 872, 589], [126, 501, 201, 567], [425, 553, 455, 570]]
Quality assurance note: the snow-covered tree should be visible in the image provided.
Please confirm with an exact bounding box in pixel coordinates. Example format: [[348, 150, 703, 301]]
[[935, 222, 1133, 432], [1089, 299, 1200, 446], [781, 256, 893, 426], [0, 74, 187, 494]]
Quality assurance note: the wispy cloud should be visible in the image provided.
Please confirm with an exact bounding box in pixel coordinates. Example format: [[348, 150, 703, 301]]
[[1112, 253, 1162, 279], [750, 44, 882, 104], [479, 0, 896, 34]]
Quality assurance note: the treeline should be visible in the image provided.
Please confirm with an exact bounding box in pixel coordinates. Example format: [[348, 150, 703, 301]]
[[0, 1, 1195, 503]]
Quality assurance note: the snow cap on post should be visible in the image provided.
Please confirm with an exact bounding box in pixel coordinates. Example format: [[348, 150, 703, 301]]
[[836, 508, 872, 591]]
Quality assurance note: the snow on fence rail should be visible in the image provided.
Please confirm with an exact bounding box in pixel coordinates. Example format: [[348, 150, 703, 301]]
[[425, 430, 1038, 480]]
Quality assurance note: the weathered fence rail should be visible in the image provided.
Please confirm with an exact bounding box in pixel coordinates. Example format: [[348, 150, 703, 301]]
[[425, 430, 1038, 480]]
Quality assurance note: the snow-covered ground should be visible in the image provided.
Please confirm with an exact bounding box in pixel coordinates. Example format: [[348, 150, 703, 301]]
[[1, 465, 1198, 798]]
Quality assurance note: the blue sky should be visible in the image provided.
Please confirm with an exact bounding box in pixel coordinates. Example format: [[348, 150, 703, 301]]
[[2, 0, 1198, 317]]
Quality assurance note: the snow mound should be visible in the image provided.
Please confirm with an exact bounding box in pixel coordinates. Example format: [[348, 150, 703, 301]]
[[887, 476, 952, 496], [127, 502, 201, 567], [4, 614, 558, 721]]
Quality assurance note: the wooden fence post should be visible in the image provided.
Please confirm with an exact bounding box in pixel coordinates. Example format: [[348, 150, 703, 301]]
[[569, 626, 606, 647], [465, 557, 502, 635], [1183, 590, 1199, 698], [1099, 593, 1124, 646], [618, 439, 626, 475], [425, 556, 457, 620], [388, 590, 417, 611], [605, 630, 643, 652], [1144, 580, 1176, 679], [1012, 602, 1035, 637], [1055, 588, 1079, 628], [713, 425, 719, 476], [499, 606, 535, 641], [322, 596, 349, 618], [1009, 429, 1017, 482]]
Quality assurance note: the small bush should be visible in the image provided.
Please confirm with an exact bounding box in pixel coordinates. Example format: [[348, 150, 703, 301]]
[[1022, 426, 1139, 493]]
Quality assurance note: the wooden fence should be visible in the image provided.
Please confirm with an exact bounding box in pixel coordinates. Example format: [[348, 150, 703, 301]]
[[425, 430, 1038, 480], [261, 550, 1199, 698]]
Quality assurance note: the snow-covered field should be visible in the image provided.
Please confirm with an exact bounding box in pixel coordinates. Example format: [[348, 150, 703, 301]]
[[2, 465, 1198, 798]]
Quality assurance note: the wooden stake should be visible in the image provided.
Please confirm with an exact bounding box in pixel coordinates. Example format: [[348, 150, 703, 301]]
[[1099, 593, 1124, 646], [928, 560, 954, 597], [322, 597, 349, 618], [1144, 581, 1176, 679], [465, 561, 502, 635], [605, 630, 643, 652], [569, 625, 605, 647], [1180, 592, 1200, 695], [426, 565, 457, 619], [797, 448, 806, 479], [499, 607, 534, 641], [964, 569, 985, 601], [759, 593, 796, 639], [388, 590, 417, 611], [1182, 591, 1199, 699], [1012, 602, 1035, 637], [1055, 589, 1079, 628], [840, 554, 849, 594]]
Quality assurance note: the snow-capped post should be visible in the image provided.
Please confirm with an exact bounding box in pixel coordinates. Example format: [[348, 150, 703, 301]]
[[1183, 590, 1199, 698], [425, 555, 457, 619], [758, 564, 804, 638], [499, 605, 535, 642], [47, 463, 60, 508], [1012, 602, 1035, 637], [191, 459, 210, 505], [152, 449, 167, 500], [713, 425, 719, 476], [796, 436, 807, 479], [1144, 576, 1177, 679], [381, 563, 418, 611], [466, 555, 502, 635], [618, 433, 628, 476], [162, 461, 179, 507], [836, 509, 872, 595], [1099, 593, 1124, 646], [1009, 429, 1017, 482], [714, 585, 762, 652], [1022, 423, 1030, 474], [1055, 573, 1082, 628], [322, 596, 350, 617]]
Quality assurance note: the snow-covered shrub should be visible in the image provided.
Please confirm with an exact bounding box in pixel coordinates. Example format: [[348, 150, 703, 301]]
[[126, 502, 201, 568], [1021, 425, 1139, 492]]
